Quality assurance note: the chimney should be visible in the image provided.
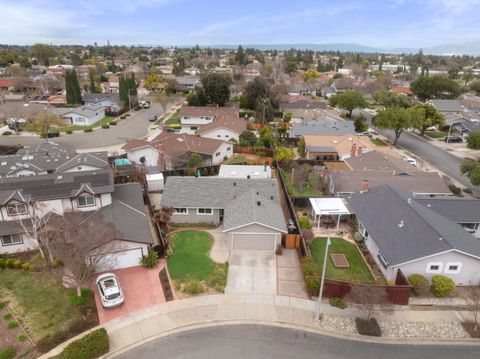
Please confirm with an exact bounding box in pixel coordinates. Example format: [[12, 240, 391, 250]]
[[357, 146, 363, 156], [361, 179, 369, 192], [351, 143, 357, 157]]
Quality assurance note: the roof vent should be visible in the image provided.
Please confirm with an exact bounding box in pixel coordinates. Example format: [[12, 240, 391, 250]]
[[270, 196, 274, 200], [257, 201, 261, 206], [233, 182, 236, 187], [427, 203, 431, 207], [247, 175, 250, 179], [398, 220, 404, 228], [407, 198, 411, 204]]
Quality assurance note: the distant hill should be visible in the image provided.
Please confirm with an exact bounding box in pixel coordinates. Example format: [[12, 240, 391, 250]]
[[203, 41, 480, 56]]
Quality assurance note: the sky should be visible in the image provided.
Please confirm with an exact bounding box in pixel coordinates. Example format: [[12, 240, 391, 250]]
[[1, 0, 479, 48]]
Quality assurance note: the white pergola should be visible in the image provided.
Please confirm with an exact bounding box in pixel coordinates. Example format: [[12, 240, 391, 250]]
[[310, 197, 351, 230]]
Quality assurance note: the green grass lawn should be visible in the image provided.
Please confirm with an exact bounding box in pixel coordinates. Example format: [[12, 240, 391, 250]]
[[227, 155, 247, 164], [165, 110, 180, 125], [425, 131, 447, 139], [370, 137, 387, 146], [167, 230, 216, 281], [280, 168, 323, 197], [58, 115, 115, 132], [309, 237, 374, 284], [0, 269, 87, 341]]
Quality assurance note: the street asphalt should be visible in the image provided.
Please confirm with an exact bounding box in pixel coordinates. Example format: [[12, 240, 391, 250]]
[[116, 324, 480, 359], [0, 103, 164, 149]]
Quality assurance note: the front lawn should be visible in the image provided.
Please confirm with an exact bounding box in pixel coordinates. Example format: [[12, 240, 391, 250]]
[[0, 268, 96, 342], [425, 131, 447, 139], [58, 116, 115, 132], [370, 137, 387, 146], [165, 110, 180, 125], [309, 237, 374, 284]]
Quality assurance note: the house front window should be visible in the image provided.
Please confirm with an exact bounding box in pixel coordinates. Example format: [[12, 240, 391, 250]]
[[426, 262, 443, 273], [174, 208, 188, 215], [1, 233, 23, 246], [6, 203, 28, 216], [197, 208, 212, 215], [377, 253, 389, 269], [77, 195, 95, 207], [190, 126, 198, 130]]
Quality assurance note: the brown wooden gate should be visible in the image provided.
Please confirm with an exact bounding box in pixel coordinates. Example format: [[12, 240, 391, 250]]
[[284, 234, 301, 249]]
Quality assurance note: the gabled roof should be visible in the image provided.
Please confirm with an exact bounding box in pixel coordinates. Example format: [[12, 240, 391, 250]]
[[197, 115, 246, 135], [414, 197, 480, 223], [121, 139, 154, 151], [223, 189, 287, 233], [346, 185, 480, 266], [152, 133, 226, 157], [430, 99, 464, 112], [345, 150, 416, 172], [179, 105, 238, 117], [291, 117, 356, 137]]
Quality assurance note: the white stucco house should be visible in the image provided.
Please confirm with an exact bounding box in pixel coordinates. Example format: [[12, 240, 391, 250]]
[[53, 105, 105, 126]]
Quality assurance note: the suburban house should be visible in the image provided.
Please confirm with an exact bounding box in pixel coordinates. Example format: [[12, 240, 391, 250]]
[[327, 170, 451, 196], [83, 93, 122, 114], [174, 77, 199, 93], [53, 105, 105, 126], [0, 169, 153, 269], [280, 99, 327, 113], [288, 83, 316, 96], [430, 99, 465, 114], [451, 120, 480, 137], [218, 164, 272, 178], [347, 185, 480, 285], [303, 135, 376, 161], [178, 105, 246, 141], [344, 150, 417, 172], [122, 133, 234, 170], [290, 116, 356, 137], [0, 142, 109, 178], [160, 177, 287, 251]]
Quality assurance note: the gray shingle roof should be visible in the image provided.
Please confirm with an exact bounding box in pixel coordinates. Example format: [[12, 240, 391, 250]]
[[430, 99, 463, 112], [223, 189, 287, 232], [414, 198, 480, 223], [346, 185, 480, 266], [291, 117, 356, 137]]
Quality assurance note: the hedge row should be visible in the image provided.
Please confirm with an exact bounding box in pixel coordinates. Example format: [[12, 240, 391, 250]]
[[52, 328, 109, 359]]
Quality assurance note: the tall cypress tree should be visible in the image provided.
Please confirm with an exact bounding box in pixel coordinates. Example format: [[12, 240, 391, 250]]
[[128, 73, 137, 96], [119, 75, 128, 107], [65, 70, 75, 105], [89, 71, 96, 93], [71, 69, 82, 104]]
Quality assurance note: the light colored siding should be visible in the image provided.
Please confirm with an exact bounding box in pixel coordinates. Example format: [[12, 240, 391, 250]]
[[201, 128, 240, 141], [0, 233, 38, 254], [171, 208, 221, 225], [126, 147, 159, 167]]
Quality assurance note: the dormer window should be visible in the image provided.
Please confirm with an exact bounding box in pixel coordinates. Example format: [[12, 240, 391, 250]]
[[6, 203, 28, 216], [77, 195, 95, 207]]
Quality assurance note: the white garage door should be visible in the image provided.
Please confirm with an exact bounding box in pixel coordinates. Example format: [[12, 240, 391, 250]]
[[91, 248, 144, 271], [232, 233, 277, 250]]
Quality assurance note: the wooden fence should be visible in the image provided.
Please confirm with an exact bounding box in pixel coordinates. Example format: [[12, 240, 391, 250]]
[[233, 145, 274, 157], [322, 270, 412, 305], [283, 234, 301, 249], [247, 122, 265, 131]]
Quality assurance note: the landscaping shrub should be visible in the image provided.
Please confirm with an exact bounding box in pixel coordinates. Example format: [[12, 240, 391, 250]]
[[66, 130, 73, 134], [353, 231, 364, 243], [17, 334, 27, 342], [303, 229, 314, 242], [21, 263, 30, 271], [431, 275, 456, 297], [37, 331, 68, 353], [182, 278, 205, 295], [0, 348, 16, 359], [0, 258, 5, 269], [66, 288, 92, 306], [120, 115, 127, 119], [101, 123, 110, 129], [84, 128, 93, 133], [125, 113, 131, 117], [2, 131, 12, 136], [298, 216, 312, 230], [109, 120, 117, 125], [3, 313, 12, 320], [301, 257, 320, 296], [355, 317, 381, 336], [140, 249, 159, 268], [408, 274, 429, 296], [0, 302, 5, 309], [54, 328, 109, 359], [206, 263, 228, 293], [463, 188, 473, 194], [7, 321, 18, 329], [329, 297, 347, 309], [52, 258, 63, 267], [13, 259, 23, 269], [5, 259, 15, 269], [448, 184, 462, 196]]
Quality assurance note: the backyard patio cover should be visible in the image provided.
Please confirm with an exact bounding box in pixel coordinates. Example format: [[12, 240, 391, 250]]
[[309, 197, 351, 229]]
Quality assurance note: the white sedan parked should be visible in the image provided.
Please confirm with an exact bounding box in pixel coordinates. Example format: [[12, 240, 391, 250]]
[[96, 273, 124, 308]]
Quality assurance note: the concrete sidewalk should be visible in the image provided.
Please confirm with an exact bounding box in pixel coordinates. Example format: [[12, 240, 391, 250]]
[[39, 294, 480, 358]]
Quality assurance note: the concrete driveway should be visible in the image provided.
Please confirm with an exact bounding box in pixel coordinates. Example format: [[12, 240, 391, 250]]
[[225, 251, 276, 295], [93, 262, 167, 324]]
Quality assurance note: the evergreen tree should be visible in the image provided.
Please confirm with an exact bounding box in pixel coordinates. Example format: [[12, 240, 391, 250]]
[[71, 69, 82, 104], [119, 75, 128, 107], [65, 70, 75, 105], [89, 71, 96, 93], [128, 73, 137, 96]]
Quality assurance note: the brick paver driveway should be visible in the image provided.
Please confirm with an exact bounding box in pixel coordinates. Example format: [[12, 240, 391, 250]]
[[93, 261, 167, 323]]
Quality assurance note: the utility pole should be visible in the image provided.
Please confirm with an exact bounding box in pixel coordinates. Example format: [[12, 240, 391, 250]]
[[315, 237, 331, 322]]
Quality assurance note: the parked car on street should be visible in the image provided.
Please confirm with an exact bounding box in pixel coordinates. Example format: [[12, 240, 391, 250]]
[[402, 156, 417, 166], [444, 136, 463, 143], [143, 101, 151, 109], [148, 115, 158, 122], [96, 273, 124, 308]]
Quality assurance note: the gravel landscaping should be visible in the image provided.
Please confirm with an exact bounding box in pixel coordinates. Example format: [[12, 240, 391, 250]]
[[379, 321, 469, 338]]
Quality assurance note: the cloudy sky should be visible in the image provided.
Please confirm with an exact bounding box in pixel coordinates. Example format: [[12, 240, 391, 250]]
[[1, 0, 479, 47]]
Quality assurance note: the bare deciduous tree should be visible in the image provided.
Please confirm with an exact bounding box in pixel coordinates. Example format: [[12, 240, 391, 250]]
[[48, 213, 121, 297], [155, 93, 176, 115], [347, 285, 393, 322], [466, 288, 480, 332]]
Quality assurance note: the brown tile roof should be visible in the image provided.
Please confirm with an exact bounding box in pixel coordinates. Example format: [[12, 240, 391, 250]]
[[197, 115, 246, 134], [304, 135, 378, 157], [329, 170, 451, 195], [345, 150, 416, 172], [391, 87, 412, 95], [152, 133, 225, 158], [121, 139, 153, 151]]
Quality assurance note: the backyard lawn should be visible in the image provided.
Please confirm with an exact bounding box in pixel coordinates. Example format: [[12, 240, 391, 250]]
[[58, 115, 115, 132], [165, 110, 180, 125], [0, 268, 94, 341], [167, 230, 216, 281], [280, 168, 323, 197], [309, 237, 374, 284]]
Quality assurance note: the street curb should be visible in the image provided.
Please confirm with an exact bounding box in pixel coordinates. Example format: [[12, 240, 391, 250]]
[[103, 319, 480, 358]]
